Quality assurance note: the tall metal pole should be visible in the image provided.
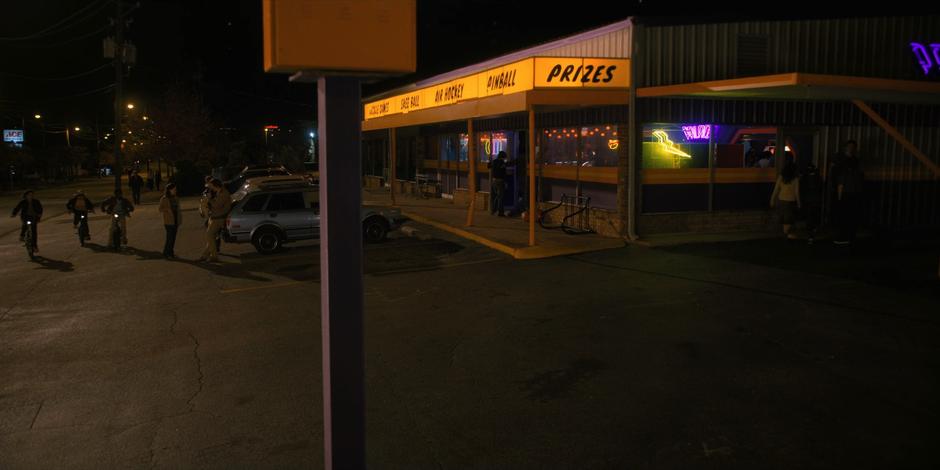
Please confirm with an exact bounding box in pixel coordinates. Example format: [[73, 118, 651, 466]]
[[528, 108, 536, 246], [318, 76, 365, 470], [113, 0, 124, 193]]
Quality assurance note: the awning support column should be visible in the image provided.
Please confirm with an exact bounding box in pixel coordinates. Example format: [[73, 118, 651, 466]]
[[389, 128, 397, 206], [466, 119, 476, 227], [851, 99, 940, 177]]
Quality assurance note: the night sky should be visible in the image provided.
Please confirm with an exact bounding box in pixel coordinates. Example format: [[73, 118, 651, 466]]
[[1, 0, 846, 137]]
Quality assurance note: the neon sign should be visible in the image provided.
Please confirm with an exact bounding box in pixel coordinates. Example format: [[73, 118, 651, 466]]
[[681, 125, 711, 141], [607, 139, 619, 150], [652, 130, 691, 159], [910, 42, 940, 75]]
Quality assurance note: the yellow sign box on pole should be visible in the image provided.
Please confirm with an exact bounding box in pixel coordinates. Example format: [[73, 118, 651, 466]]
[[263, 0, 416, 74]]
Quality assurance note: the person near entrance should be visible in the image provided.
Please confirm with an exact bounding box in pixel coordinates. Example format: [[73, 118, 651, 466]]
[[770, 160, 801, 240], [830, 140, 865, 245], [487, 151, 515, 217]]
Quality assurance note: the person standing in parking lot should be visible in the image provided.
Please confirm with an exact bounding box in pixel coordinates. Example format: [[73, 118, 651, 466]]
[[129, 172, 144, 205], [199, 178, 231, 263]]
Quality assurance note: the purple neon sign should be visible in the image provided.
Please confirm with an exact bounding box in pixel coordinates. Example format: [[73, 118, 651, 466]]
[[681, 124, 711, 141], [911, 42, 940, 75]]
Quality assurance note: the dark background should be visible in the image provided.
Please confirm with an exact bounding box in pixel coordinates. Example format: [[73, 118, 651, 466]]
[[0, 0, 871, 137]]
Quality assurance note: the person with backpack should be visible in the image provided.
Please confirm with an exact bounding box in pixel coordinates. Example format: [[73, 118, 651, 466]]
[[830, 140, 865, 245]]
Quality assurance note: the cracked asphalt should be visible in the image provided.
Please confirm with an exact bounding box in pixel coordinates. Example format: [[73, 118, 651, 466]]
[[1, 181, 939, 469]]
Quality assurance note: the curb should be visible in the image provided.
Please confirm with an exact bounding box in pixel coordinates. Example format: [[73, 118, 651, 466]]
[[400, 210, 624, 260], [401, 211, 517, 257]]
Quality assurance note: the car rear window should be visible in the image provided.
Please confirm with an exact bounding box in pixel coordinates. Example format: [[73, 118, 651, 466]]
[[242, 194, 269, 212], [266, 192, 305, 211]]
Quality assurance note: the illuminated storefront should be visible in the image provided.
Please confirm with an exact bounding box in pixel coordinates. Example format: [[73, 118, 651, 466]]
[[362, 16, 940, 240]]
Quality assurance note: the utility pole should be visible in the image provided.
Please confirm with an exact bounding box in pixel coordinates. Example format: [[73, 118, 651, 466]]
[[112, 0, 124, 193]]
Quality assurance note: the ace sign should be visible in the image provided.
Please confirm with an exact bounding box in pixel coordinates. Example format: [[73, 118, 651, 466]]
[[3, 129, 24, 144]]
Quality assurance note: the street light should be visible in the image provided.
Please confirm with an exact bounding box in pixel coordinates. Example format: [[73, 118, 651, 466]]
[[74, 127, 80, 132], [142, 116, 148, 121], [34, 114, 41, 120], [126, 103, 135, 110]]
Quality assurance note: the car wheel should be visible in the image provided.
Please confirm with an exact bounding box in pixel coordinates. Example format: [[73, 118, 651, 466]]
[[363, 217, 388, 243], [252, 227, 283, 254]]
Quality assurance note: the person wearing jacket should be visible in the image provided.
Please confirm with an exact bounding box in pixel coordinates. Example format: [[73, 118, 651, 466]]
[[66, 190, 95, 236], [198, 178, 231, 263], [11, 190, 43, 252], [799, 163, 823, 244], [158, 183, 182, 259], [101, 189, 135, 246]]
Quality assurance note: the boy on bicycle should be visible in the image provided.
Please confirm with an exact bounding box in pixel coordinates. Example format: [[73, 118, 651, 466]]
[[101, 189, 134, 246], [67, 190, 95, 240], [11, 190, 43, 253]]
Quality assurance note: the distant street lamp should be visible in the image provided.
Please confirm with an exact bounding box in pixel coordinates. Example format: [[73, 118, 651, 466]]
[[34, 114, 41, 120], [126, 103, 135, 110], [74, 127, 80, 132]]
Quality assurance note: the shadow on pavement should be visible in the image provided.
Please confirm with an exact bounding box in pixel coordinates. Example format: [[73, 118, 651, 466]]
[[235, 235, 468, 281], [30, 256, 75, 272], [82, 242, 271, 282]]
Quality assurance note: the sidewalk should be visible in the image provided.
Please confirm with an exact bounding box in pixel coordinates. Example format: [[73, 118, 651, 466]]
[[363, 189, 625, 260]]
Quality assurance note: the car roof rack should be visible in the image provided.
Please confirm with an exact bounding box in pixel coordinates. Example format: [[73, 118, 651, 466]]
[[256, 180, 316, 191]]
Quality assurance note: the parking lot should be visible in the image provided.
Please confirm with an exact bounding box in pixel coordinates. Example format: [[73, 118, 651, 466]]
[[1, 193, 938, 469]]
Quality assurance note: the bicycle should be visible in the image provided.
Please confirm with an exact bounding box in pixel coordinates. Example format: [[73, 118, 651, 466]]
[[77, 212, 91, 247], [109, 213, 123, 251], [24, 219, 35, 260]]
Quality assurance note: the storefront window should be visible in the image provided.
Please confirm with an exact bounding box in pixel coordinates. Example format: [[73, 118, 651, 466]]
[[459, 133, 468, 162], [440, 134, 470, 161], [641, 124, 709, 169], [541, 125, 619, 167], [440, 135, 457, 161], [477, 131, 508, 163], [712, 126, 779, 168]]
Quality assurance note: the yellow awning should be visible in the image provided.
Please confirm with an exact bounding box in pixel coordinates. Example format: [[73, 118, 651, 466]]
[[361, 89, 628, 131]]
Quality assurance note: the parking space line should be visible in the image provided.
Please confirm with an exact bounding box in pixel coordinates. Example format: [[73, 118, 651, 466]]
[[219, 281, 310, 294], [220, 257, 504, 294]]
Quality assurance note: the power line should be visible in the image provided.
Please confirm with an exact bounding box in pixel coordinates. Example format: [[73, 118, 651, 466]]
[[7, 3, 140, 49], [0, 0, 111, 42], [41, 83, 116, 103], [0, 62, 113, 81], [11, 23, 112, 49]]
